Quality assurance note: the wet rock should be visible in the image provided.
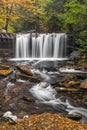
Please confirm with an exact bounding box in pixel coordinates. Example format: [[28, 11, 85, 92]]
[[3, 82, 30, 101], [2, 82, 34, 113], [16, 111, 29, 119], [0, 116, 9, 123], [8, 82, 30, 94], [16, 65, 33, 76], [0, 64, 10, 69], [68, 81, 80, 87], [80, 81, 87, 89], [45, 66, 58, 72], [7, 118, 17, 125], [16, 73, 41, 82], [52, 82, 65, 88], [0, 69, 13, 77], [3, 111, 17, 121], [65, 61, 74, 66], [70, 51, 82, 59], [9, 78, 16, 83], [76, 74, 87, 80], [82, 64, 87, 70], [55, 87, 79, 92], [61, 74, 77, 82], [68, 114, 82, 121], [21, 96, 34, 102], [0, 112, 3, 119], [53, 75, 80, 88]]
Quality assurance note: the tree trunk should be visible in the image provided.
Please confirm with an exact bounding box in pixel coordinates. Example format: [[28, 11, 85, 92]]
[[4, 4, 13, 32], [4, 17, 9, 32]]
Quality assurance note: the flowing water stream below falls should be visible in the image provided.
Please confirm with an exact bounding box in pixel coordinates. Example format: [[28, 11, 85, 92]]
[[0, 59, 87, 123]]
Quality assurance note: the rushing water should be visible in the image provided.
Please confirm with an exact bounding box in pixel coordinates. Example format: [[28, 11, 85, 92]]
[[1, 58, 87, 123], [29, 82, 87, 123], [15, 33, 67, 59]]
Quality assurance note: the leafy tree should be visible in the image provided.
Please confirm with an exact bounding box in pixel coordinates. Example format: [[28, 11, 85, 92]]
[[44, 0, 65, 32], [13, 0, 50, 32], [0, 0, 33, 32], [63, 0, 87, 32]]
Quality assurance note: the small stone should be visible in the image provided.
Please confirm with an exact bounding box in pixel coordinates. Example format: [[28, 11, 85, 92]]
[[21, 96, 34, 102], [68, 114, 82, 121]]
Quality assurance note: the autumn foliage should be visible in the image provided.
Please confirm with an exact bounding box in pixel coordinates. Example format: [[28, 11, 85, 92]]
[[0, 0, 34, 31]]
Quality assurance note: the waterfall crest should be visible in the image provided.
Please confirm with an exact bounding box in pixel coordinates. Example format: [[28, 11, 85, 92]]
[[15, 33, 67, 58]]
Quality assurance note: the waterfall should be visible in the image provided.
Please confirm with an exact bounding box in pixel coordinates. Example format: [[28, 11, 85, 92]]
[[16, 34, 30, 58], [15, 33, 67, 59]]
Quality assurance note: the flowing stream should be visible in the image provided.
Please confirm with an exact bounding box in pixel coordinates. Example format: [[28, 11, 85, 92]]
[[29, 81, 87, 123]]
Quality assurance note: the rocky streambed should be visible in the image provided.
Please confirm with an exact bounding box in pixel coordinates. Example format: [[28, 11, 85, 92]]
[[0, 56, 87, 129]]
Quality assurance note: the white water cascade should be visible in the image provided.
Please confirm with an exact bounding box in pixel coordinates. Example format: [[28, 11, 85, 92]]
[[15, 33, 67, 59], [30, 82, 87, 123]]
